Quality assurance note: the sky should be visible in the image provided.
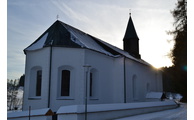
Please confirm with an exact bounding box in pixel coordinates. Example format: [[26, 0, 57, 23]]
[[7, 0, 177, 80]]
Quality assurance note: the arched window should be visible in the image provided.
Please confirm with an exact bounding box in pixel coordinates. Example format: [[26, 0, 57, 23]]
[[61, 70, 70, 96], [57, 66, 74, 99], [89, 69, 98, 99], [29, 66, 42, 98], [90, 72, 93, 97], [36, 70, 42, 96]]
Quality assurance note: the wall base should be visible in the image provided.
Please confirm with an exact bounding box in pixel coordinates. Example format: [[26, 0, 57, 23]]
[[57, 101, 178, 120]]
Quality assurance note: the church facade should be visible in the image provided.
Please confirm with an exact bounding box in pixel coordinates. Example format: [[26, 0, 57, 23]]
[[22, 16, 163, 112]]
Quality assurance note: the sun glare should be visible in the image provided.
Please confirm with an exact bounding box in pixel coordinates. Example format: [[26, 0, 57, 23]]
[[151, 57, 173, 69]]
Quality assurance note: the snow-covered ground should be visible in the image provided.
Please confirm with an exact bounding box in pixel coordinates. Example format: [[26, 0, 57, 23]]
[[115, 103, 187, 120]]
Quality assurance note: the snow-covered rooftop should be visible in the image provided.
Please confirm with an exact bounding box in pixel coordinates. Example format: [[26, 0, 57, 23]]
[[24, 20, 152, 66], [7, 108, 53, 118], [146, 92, 163, 99], [57, 101, 177, 114]]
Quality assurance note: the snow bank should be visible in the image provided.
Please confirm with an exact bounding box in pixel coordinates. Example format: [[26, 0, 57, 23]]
[[146, 92, 163, 99], [115, 103, 186, 120]]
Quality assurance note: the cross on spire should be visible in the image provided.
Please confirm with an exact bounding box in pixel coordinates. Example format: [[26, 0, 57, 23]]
[[129, 9, 131, 16], [56, 15, 59, 20]]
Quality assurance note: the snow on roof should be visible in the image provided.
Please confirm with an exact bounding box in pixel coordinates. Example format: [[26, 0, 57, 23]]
[[57, 101, 177, 114], [61, 22, 114, 56], [146, 92, 163, 99], [24, 20, 152, 66], [25, 33, 49, 51], [93, 37, 151, 66], [7, 108, 53, 118]]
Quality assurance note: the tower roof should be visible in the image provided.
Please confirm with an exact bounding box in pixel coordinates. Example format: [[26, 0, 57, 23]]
[[123, 16, 139, 40]]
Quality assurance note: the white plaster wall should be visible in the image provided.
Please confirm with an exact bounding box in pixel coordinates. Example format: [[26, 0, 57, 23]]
[[56, 101, 177, 120], [23, 46, 163, 112], [23, 47, 50, 110], [156, 70, 163, 92], [84, 50, 117, 104], [125, 58, 163, 102], [125, 58, 143, 102], [58, 114, 81, 120], [112, 57, 125, 103], [50, 47, 85, 112]]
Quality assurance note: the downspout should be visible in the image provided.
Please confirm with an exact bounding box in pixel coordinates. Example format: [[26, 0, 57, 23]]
[[123, 56, 126, 103], [48, 40, 53, 108], [83, 65, 91, 120]]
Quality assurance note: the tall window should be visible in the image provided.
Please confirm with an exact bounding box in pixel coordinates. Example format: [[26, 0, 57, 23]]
[[89, 69, 99, 99], [61, 70, 70, 96], [29, 66, 42, 98], [90, 73, 93, 96], [36, 70, 42, 96]]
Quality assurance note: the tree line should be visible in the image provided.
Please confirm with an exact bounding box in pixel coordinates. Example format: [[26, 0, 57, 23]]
[[162, 0, 187, 102], [7, 74, 25, 111]]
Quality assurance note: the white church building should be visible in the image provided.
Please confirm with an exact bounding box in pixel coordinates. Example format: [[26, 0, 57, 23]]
[[23, 15, 163, 111], [8, 15, 178, 120]]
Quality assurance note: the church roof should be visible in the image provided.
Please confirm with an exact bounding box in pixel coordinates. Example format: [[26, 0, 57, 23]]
[[24, 20, 151, 66], [123, 16, 139, 40]]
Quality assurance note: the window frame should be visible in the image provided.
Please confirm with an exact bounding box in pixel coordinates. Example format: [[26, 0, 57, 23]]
[[61, 70, 71, 96], [36, 70, 42, 96], [28, 66, 42, 99], [57, 66, 74, 100], [89, 68, 99, 100]]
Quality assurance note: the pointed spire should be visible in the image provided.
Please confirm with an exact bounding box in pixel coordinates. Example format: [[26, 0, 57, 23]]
[[123, 13, 141, 59], [123, 14, 139, 40]]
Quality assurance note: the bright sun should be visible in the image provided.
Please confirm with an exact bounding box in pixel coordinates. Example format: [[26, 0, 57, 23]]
[[150, 56, 173, 69]]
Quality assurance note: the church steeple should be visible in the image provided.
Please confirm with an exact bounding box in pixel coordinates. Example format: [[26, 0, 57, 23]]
[[123, 14, 141, 59]]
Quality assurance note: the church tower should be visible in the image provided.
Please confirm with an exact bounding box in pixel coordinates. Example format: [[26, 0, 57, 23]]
[[123, 14, 141, 59]]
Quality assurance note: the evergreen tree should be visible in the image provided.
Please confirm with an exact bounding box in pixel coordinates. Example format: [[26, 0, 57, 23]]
[[165, 0, 187, 102], [19, 74, 25, 87], [7, 75, 25, 111], [170, 0, 187, 67], [7, 79, 19, 110]]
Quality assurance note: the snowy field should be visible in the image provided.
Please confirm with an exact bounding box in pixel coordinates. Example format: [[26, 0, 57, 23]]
[[114, 103, 187, 120]]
